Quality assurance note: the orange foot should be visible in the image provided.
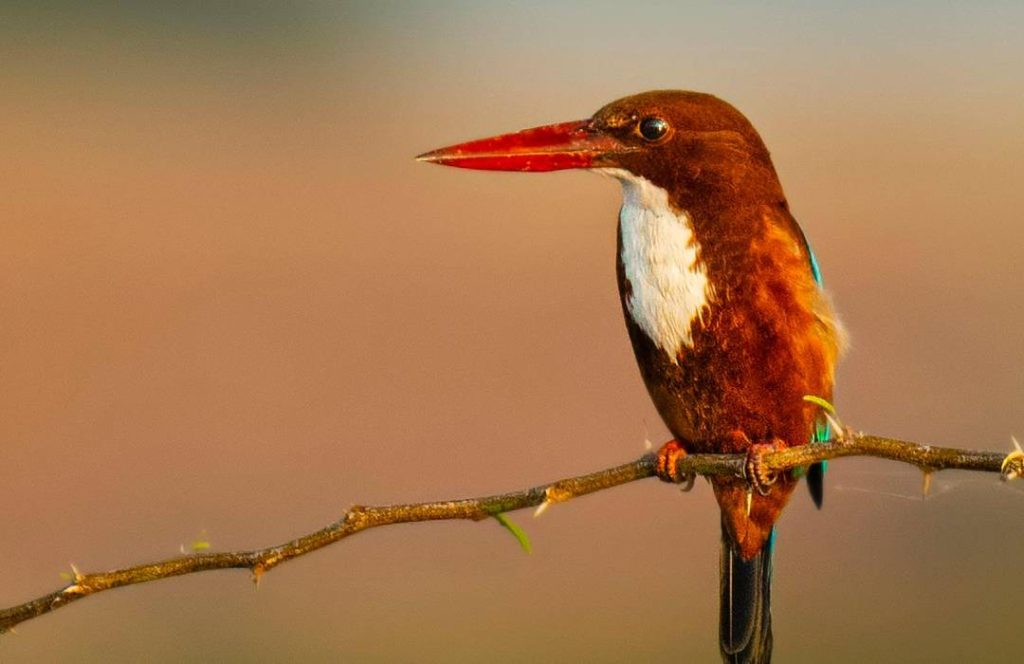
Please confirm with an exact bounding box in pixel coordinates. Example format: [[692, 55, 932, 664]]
[[655, 440, 695, 490], [744, 438, 786, 496]]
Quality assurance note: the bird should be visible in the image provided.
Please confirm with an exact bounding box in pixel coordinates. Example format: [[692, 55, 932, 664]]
[[417, 90, 845, 663]]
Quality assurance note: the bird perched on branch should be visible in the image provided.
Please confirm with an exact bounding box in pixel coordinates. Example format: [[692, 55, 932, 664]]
[[418, 90, 845, 663]]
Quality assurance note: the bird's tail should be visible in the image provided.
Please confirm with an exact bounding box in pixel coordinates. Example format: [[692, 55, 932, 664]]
[[719, 521, 774, 664]]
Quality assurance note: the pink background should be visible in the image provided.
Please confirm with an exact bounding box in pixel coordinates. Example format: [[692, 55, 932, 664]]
[[2, 3, 1022, 661]]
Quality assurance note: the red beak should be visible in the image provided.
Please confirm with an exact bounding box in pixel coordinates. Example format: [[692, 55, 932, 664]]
[[416, 120, 626, 172]]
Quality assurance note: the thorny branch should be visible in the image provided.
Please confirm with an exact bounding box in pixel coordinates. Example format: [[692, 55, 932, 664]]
[[1, 432, 1020, 634]]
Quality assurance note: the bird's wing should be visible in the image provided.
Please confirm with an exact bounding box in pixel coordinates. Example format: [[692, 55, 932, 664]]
[[795, 224, 830, 509]]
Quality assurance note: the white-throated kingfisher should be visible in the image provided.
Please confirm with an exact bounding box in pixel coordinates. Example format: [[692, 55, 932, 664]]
[[418, 90, 845, 664]]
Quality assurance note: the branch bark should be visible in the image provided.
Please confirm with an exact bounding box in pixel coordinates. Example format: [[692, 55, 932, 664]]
[[1, 433, 1020, 634]]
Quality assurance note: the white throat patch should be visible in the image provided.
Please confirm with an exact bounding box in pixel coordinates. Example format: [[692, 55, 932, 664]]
[[599, 169, 711, 361]]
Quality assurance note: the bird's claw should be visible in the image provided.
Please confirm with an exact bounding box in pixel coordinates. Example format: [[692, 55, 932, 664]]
[[744, 441, 783, 496], [655, 440, 695, 488]]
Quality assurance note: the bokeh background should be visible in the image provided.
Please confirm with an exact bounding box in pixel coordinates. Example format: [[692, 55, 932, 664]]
[[2, 2, 1022, 661]]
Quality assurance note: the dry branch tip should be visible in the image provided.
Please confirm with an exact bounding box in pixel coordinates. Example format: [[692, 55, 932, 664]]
[[1001, 451, 1023, 481]]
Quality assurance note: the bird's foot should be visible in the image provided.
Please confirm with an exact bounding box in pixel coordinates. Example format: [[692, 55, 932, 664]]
[[744, 439, 785, 496], [655, 440, 695, 490]]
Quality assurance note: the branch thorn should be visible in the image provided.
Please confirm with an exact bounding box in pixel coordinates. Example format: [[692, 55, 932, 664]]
[[534, 485, 571, 518], [251, 565, 265, 590]]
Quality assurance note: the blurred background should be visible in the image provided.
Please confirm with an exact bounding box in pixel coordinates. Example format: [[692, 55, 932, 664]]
[[2, 1, 1022, 661]]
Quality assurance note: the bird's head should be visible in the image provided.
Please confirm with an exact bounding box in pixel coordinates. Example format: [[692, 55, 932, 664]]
[[417, 90, 780, 205]]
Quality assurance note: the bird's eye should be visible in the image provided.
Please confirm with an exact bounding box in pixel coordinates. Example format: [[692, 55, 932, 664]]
[[638, 116, 669, 142]]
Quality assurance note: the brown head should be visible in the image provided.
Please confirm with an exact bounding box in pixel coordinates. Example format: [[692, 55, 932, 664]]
[[417, 90, 785, 211]]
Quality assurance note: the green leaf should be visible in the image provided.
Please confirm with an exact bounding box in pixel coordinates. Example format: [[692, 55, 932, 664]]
[[803, 394, 836, 414], [190, 529, 211, 552], [493, 512, 532, 554]]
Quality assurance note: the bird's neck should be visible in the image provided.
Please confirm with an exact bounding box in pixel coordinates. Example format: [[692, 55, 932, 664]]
[[605, 169, 815, 363], [604, 169, 712, 361]]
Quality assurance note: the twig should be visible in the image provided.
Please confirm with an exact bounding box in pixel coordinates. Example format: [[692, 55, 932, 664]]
[[1, 432, 1019, 634]]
